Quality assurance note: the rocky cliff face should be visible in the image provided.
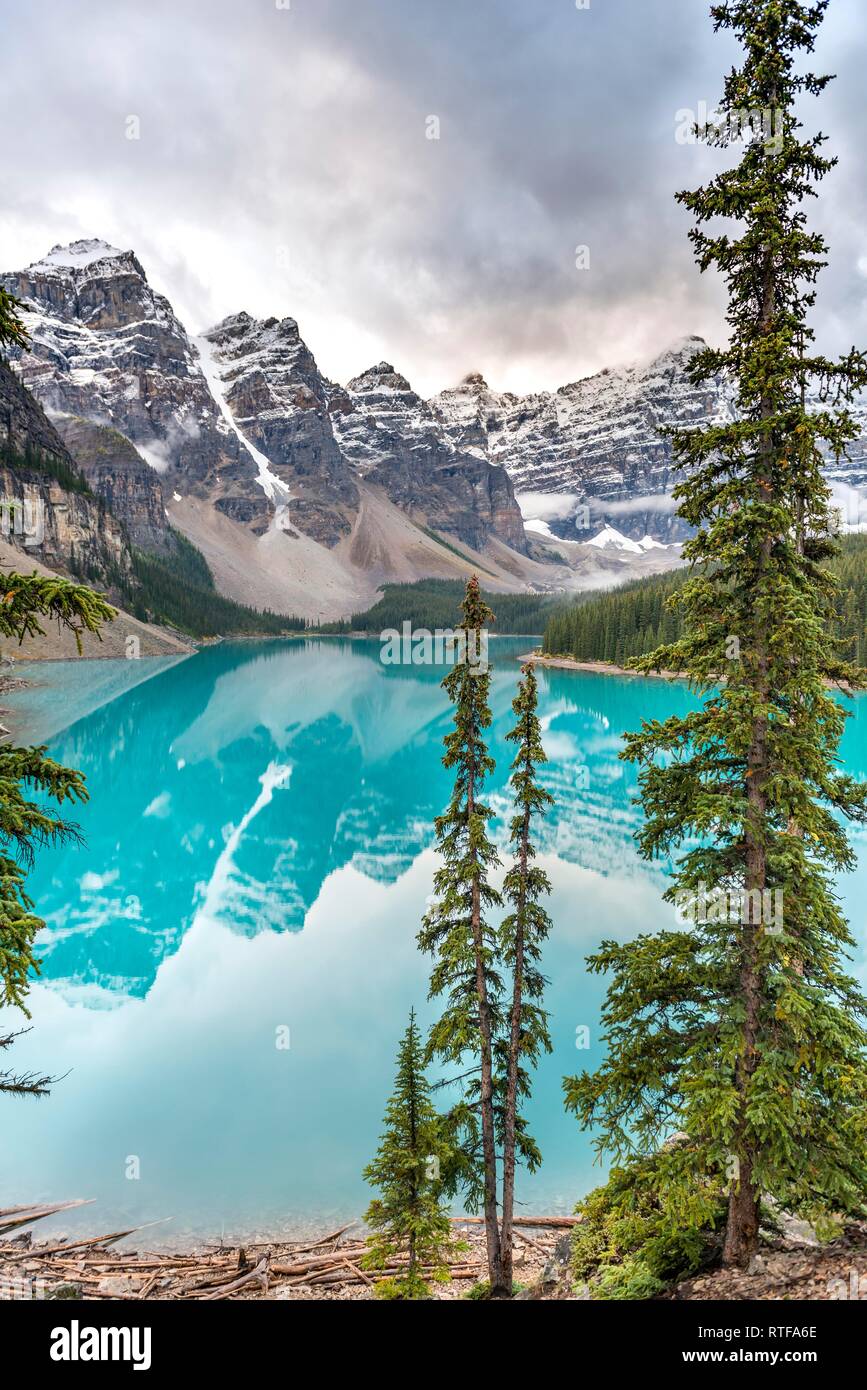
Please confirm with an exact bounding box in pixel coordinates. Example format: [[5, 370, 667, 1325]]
[[431, 338, 734, 540], [199, 313, 358, 547], [7, 242, 866, 570], [51, 415, 169, 553], [0, 361, 131, 585], [0, 240, 266, 536], [330, 362, 528, 554], [431, 337, 867, 540], [4, 241, 529, 559]]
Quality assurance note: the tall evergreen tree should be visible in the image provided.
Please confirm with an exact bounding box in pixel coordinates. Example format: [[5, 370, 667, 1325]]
[[362, 1009, 456, 1299], [420, 586, 554, 1295], [0, 571, 114, 1095], [0, 287, 29, 358], [0, 295, 116, 1091], [565, 0, 867, 1269], [418, 575, 505, 1286], [498, 663, 553, 1289]]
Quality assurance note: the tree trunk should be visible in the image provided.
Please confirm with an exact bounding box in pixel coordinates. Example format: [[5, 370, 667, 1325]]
[[467, 765, 502, 1289], [723, 1150, 760, 1266], [723, 249, 775, 1269], [499, 728, 532, 1295], [408, 1033, 418, 1284]]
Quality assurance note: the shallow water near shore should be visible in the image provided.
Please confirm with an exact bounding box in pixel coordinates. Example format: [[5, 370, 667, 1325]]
[[2, 637, 866, 1246]]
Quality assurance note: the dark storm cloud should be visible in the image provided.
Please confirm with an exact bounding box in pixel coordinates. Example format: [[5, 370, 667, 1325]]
[[0, 0, 865, 393]]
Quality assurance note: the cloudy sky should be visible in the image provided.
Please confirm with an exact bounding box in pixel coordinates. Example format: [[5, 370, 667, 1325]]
[[1, 0, 865, 395]]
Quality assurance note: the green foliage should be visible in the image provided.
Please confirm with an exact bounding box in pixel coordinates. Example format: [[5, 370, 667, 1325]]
[[565, 0, 867, 1269], [0, 568, 113, 1093], [462, 1279, 521, 1300], [418, 581, 554, 1292], [0, 569, 115, 658], [543, 535, 867, 665], [335, 577, 563, 636], [571, 1152, 727, 1300], [498, 665, 554, 1249], [362, 1009, 458, 1299], [418, 577, 505, 1241], [0, 288, 29, 358], [74, 529, 305, 639], [0, 440, 94, 496]]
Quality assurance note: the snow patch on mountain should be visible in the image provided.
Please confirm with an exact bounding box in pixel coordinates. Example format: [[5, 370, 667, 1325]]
[[524, 518, 558, 540], [193, 333, 291, 509], [28, 239, 126, 272], [587, 525, 645, 555]]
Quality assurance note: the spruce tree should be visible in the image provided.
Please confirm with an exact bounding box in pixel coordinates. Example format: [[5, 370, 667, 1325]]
[[565, 0, 867, 1269], [498, 663, 553, 1289], [362, 1009, 456, 1299], [420, 586, 554, 1296], [0, 574, 115, 1094], [417, 575, 505, 1286], [0, 287, 29, 358], [0, 294, 116, 1091]]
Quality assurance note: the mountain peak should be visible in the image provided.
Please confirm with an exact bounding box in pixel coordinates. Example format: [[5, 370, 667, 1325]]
[[460, 371, 489, 390], [655, 334, 707, 362], [26, 238, 130, 273], [204, 311, 301, 346], [347, 362, 415, 396]]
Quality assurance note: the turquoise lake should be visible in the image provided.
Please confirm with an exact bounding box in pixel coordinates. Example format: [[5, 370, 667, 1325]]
[[2, 637, 866, 1246]]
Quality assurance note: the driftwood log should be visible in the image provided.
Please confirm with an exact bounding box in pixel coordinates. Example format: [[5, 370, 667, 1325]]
[[0, 1202, 568, 1299]]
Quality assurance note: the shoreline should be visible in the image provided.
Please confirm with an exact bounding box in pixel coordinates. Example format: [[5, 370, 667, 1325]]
[[520, 653, 863, 695], [2, 1205, 569, 1301], [519, 652, 687, 681]]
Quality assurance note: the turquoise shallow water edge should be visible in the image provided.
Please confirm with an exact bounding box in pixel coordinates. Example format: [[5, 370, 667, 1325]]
[[1, 637, 865, 1246]]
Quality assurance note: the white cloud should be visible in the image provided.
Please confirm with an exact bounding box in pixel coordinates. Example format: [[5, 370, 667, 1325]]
[[79, 868, 120, 892]]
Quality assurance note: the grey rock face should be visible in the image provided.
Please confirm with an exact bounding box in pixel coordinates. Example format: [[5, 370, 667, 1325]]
[[51, 415, 169, 552], [431, 337, 867, 540], [201, 313, 357, 547], [331, 361, 528, 554], [2, 240, 244, 494], [431, 339, 730, 541], [1, 241, 534, 562], [0, 362, 131, 587]]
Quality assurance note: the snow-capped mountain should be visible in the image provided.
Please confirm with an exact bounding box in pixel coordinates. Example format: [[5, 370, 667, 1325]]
[[431, 338, 733, 542], [6, 237, 867, 619], [432, 337, 867, 541], [198, 312, 359, 546], [0, 239, 266, 543], [2, 240, 239, 479], [587, 526, 665, 557], [330, 361, 528, 554], [2, 242, 532, 580]]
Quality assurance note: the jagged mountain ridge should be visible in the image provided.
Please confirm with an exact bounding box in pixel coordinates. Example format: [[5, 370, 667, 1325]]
[[431, 337, 867, 540], [2, 241, 529, 562], [330, 361, 527, 554], [1, 240, 270, 540], [0, 359, 131, 585], [431, 339, 732, 541], [5, 240, 867, 586]]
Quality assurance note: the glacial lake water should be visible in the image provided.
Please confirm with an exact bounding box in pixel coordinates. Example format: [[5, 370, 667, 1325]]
[[2, 637, 865, 1246]]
